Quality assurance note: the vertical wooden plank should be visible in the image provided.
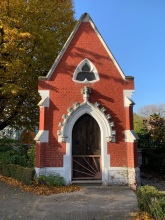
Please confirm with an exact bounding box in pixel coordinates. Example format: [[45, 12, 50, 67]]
[[72, 114, 101, 179]]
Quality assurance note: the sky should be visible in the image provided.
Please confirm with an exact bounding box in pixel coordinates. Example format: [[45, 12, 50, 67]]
[[74, 0, 165, 113]]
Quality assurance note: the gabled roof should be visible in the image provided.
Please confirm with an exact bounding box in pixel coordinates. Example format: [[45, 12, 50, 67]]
[[39, 13, 133, 81]]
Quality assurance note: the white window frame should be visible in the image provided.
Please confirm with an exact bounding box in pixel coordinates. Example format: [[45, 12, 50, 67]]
[[72, 58, 100, 83]]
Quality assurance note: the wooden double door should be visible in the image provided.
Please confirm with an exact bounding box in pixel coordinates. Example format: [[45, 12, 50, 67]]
[[72, 114, 101, 180]]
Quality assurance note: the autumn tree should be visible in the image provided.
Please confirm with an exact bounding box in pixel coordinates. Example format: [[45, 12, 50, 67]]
[[0, 0, 76, 130]]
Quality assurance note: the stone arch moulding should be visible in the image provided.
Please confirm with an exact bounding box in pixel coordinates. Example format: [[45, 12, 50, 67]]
[[57, 102, 116, 143], [57, 86, 116, 184], [57, 87, 116, 143], [72, 58, 100, 83]]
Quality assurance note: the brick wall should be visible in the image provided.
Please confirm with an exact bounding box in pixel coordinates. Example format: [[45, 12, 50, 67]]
[[37, 21, 135, 168]]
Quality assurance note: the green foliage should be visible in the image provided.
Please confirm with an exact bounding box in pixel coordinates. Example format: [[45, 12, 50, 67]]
[[35, 174, 65, 187], [138, 133, 153, 149], [137, 186, 165, 219], [0, 140, 28, 167], [138, 114, 165, 150], [0, 137, 15, 159], [148, 114, 165, 144], [27, 145, 36, 168], [0, 137, 36, 184], [0, 136, 19, 149], [0, 14, 40, 130], [138, 114, 165, 174], [0, 0, 76, 130], [0, 163, 35, 185], [133, 113, 144, 134], [0, 137, 36, 167], [0, 149, 28, 167]]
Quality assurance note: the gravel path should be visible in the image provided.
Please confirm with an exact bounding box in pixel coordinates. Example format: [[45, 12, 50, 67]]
[[0, 181, 138, 220], [141, 171, 165, 192]]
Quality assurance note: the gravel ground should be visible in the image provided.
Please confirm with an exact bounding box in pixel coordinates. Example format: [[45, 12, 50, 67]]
[[1, 166, 164, 220], [0, 181, 138, 220], [140, 171, 165, 192]]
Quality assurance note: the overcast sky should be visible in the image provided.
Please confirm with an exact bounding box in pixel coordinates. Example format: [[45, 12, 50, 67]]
[[74, 0, 165, 112]]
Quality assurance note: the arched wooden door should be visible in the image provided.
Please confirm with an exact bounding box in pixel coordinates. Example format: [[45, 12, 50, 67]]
[[72, 114, 101, 180]]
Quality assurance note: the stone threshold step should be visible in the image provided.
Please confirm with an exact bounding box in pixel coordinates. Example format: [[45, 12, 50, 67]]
[[71, 180, 102, 186]]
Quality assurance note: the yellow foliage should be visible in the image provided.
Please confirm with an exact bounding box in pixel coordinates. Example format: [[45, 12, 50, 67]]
[[132, 211, 154, 220], [0, 175, 81, 196], [0, 0, 75, 130]]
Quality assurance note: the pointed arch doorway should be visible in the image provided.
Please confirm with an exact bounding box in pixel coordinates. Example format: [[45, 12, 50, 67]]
[[72, 114, 101, 180]]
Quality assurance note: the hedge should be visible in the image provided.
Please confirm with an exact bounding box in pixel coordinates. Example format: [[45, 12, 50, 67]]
[[0, 163, 35, 185], [137, 186, 165, 219]]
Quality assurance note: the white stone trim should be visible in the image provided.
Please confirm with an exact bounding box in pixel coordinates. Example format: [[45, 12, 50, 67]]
[[38, 97, 49, 107], [58, 100, 116, 143], [128, 167, 141, 185], [64, 106, 109, 184], [108, 167, 128, 185], [89, 20, 127, 80], [35, 167, 69, 182], [108, 167, 140, 186], [124, 96, 134, 107], [39, 15, 85, 81], [56, 97, 117, 184], [125, 130, 139, 142], [40, 13, 132, 81], [38, 90, 50, 107], [35, 166, 140, 186], [34, 130, 49, 143], [72, 58, 100, 83], [123, 90, 134, 107], [56, 87, 116, 184]]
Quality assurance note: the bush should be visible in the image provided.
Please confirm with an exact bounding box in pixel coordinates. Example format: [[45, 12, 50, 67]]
[[0, 163, 35, 185], [0, 138, 36, 185], [27, 145, 36, 168], [0, 137, 36, 168], [0, 137, 19, 148], [0, 150, 29, 167], [0, 138, 29, 167], [0, 138, 19, 157], [137, 186, 165, 219], [35, 174, 65, 187]]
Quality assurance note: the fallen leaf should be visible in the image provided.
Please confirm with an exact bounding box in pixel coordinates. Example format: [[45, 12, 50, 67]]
[[0, 175, 81, 196]]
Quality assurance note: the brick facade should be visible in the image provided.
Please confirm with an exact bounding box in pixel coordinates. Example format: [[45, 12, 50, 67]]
[[35, 13, 140, 187]]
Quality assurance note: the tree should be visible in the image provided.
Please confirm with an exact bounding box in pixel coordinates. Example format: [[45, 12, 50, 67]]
[[138, 113, 165, 150], [138, 104, 165, 118], [133, 113, 144, 134], [146, 114, 165, 148], [139, 114, 165, 174], [0, 0, 76, 130]]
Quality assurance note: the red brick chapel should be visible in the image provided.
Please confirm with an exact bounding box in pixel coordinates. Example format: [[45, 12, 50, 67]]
[[34, 13, 140, 187]]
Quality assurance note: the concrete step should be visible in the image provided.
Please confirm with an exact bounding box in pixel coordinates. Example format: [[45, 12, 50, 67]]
[[71, 180, 102, 186]]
